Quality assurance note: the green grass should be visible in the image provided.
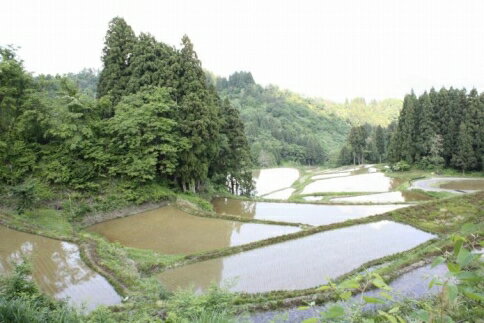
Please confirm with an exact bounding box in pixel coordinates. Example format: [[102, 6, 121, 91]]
[[126, 248, 184, 274], [0, 208, 75, 241]]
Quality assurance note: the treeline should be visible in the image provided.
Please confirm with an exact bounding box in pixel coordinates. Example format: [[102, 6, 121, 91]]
[[338, 88, 484, 172], [338, 123, 395, 165], [388, 88, 483, 172], [212, 71, 350, 166], [0, 17, 252, 194]]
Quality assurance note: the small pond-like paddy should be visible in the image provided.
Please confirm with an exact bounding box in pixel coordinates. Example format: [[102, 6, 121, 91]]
[[0, 225, 121, 311], [410, 177, 484, 193], [88, 206, 300, 254], [439, 179, 484, 191], [253, 168, 299, 196], [157, 221, 435, 293], [212, 198, 408, 226], [302, 172, 401, 194]]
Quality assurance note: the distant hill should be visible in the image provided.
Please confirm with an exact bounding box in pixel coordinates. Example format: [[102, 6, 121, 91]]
[[211, 72, 350, 166], [313, 97, 402, 127], [211, 71, 402, 166]]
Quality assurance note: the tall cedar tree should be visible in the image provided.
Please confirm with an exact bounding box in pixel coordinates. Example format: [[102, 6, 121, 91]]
[[375, 126, 385, 163], [174, 35, 220, 192], [97, 17, 136, 105], [388, 87, 482, 171]]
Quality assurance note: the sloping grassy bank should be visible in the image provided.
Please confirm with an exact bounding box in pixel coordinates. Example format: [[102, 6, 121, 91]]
[[0, 178, 482, 322]]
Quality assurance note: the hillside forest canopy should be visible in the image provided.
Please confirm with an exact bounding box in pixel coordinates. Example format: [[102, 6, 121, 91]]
[[0, 17, 252, 195], [338, 88, 484, 173], [1, 16, 481, 205]]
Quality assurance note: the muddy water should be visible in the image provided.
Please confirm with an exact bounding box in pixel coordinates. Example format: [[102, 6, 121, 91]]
[[0, 226, 121, 311], [302, 173, 401, 194], [253, 168, 299, 196], [157, 221, 435, 293], [212, 198, 408, 226], [88, 206, 299, 255], [330, 191, 431, 203], [440, 179, 484, 191]]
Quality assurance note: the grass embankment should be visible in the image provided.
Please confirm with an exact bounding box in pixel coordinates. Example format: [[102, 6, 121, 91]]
[[196, 193, 483, 309], [1, 172, 482, 321]]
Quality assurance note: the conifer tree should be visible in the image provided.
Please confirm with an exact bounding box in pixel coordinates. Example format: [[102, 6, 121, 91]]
[[416, 92, 435, 159], [125, 33, 177, 95], [452, 122, 477, 174], [174, 35, 220, 192], [375, 126, 385, 163], [97, 17, 136, 105], [401, 91, 418, 163]]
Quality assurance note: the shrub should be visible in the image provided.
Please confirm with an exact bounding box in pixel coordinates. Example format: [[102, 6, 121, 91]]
[[391, 160, 411, 172]]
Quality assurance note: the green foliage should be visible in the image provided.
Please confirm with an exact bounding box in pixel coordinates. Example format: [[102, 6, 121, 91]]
[[0, 20, 253, 196], [389, 87, 483, 172], [338, 123, 395, 165], [0, 262, 81, 323], [316, 97, 403, 127], [215, 73, 350, 166], [165, 285, 235, 322], [10, 178, 51, 213], [105, 87, 187, 182], [97, 17, 136, 104], [391, 161, 411, 172]]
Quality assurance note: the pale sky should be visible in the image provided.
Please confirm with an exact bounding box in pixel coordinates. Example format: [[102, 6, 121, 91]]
[[2, 0, 483, 102]]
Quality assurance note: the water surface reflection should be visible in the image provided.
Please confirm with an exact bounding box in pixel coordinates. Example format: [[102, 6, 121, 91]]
[[88, 206, 299, 254], [157, 221, 435, 293], [212, 198, 408, 226], [0, 225, 121, 311]]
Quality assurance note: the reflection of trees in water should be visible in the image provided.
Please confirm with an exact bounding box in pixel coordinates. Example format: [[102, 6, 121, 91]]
[[0, 226, 95, 296], [216, 198, 256, 218]]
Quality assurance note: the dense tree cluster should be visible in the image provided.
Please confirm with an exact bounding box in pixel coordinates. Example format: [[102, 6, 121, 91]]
[[338, 123, 395, 165], [388, 88, 483, 172], [0, 17, 253, 194], [214, 71, 350, 166]]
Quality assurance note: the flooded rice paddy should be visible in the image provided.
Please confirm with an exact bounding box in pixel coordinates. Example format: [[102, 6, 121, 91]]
[[0, 225, 121, 311], [330, 191, 431, 203], [439, 179, 484, 191], [262, 188, 296, 200], [249, 263, 449, 323], [302, 172, 402, 194], [410, 177, 484, 193], [212, 198, 409, 226], [253, 168, 299, 196], [157, 221, 435, 293], [312, 172, 351, 180], [88, 206, 299, 254]]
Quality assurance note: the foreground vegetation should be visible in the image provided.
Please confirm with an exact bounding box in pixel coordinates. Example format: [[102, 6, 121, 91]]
[[0, 171, 482, 322]]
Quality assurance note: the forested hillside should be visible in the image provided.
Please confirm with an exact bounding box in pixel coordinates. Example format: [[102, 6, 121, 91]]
[[212, 72, 349, 166], [388, 88, 483, 172], [0, 17, 252, 197], [337, 87, 484, 172], [314, 97, 402, 127], [212, 72, 402, 167]]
